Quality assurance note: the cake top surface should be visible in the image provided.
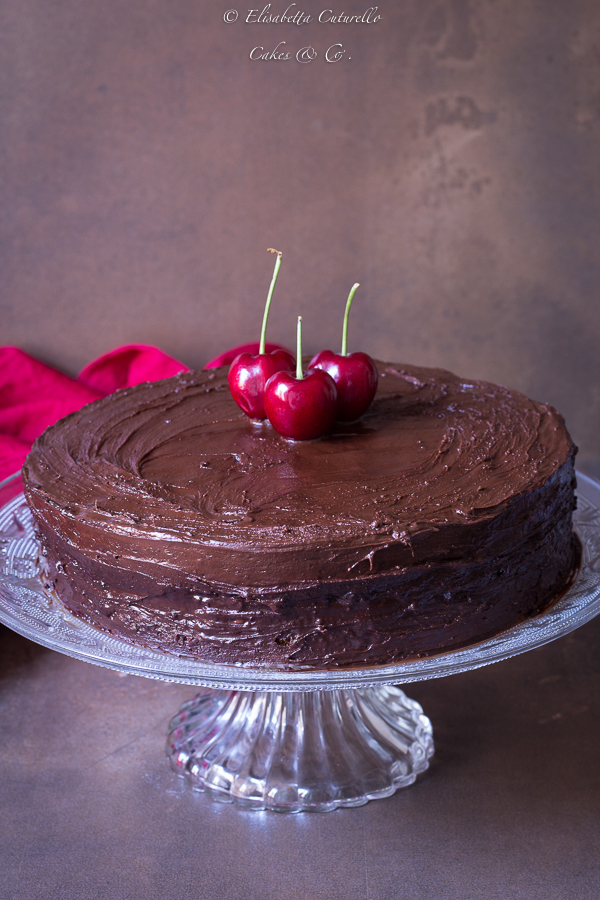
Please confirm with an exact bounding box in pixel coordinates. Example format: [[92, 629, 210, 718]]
[[24, 362, 574, 566]]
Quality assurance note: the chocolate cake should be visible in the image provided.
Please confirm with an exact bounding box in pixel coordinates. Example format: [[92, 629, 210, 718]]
[[22, 361, 579, 668]]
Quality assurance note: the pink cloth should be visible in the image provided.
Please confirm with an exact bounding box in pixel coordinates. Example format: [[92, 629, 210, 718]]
[[78, 344, 187, 395], [0, 342, 289, 481]]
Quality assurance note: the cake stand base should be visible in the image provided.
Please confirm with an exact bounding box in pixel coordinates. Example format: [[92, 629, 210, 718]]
[[166, 685, 434, 812]]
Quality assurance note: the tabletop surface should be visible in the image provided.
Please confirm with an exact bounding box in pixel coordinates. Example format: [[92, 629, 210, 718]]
[[2, 604, 600, 900]]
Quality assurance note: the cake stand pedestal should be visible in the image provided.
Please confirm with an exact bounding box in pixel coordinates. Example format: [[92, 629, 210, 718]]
[[167, 685, 433, 811], [2, 471, 600, 813]]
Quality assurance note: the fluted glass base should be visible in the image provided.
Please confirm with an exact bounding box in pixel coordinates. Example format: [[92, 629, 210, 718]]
[[166, 685, 434, 812]]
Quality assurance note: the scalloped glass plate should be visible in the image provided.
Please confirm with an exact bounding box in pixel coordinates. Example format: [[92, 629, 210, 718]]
[[2, 470, 600, 692]]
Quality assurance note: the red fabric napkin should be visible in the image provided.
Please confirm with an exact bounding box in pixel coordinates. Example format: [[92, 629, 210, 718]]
[[0, 342, 288, 481]]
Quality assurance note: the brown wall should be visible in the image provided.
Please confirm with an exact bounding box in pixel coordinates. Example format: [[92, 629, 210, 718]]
[[2, 0, 599, 472]]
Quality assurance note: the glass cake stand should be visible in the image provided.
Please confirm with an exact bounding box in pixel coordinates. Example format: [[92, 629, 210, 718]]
[[2, 471, 600, 813]]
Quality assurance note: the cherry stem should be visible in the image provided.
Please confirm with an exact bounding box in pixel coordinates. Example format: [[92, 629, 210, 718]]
[[259, 249, 283, 355], [296, 316, 303, 380], [341, 282, 360, 357]]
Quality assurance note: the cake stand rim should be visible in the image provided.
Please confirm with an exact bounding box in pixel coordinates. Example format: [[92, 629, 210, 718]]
[[0, 469, 599, 691]]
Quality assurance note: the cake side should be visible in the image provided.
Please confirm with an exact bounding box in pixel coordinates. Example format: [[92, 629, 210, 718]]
[[23, 361, 579, 668]]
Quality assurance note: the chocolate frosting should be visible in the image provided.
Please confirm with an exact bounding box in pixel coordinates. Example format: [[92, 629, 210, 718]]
[[23, 362, 579, 668]]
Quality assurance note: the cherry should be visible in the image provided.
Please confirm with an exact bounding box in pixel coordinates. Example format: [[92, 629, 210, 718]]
[[309, 283, 378, 421], [264, 317, 338, 441], [228, 348, 296, 419], [228, 249, 295, 419]]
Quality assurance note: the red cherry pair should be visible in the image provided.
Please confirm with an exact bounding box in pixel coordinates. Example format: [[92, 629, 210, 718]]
[[229, 262, 378, 440], [266, 282, 379, 440]]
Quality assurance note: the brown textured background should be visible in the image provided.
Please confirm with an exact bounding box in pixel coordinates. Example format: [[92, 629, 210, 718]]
[[1, 0, 599, 473]]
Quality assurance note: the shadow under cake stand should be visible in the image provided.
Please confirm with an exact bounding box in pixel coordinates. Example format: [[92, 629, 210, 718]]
[[1, 471, 600, 813]]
